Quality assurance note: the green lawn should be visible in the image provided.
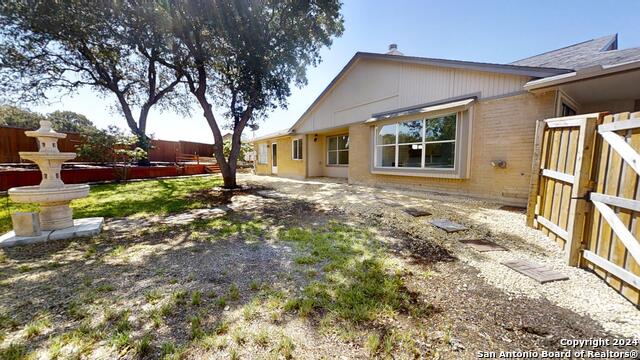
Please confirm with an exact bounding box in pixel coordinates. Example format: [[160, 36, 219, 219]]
[[0, 175, 223, 233]]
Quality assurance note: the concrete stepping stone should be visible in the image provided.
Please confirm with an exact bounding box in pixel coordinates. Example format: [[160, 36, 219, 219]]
[[430, 219, 468, 233], [459, 239, 508, 252], [499, 205, 526, 213], [404, 207, 432, 217], [502, 259, 569, 284], [378, 199, 402, 207]]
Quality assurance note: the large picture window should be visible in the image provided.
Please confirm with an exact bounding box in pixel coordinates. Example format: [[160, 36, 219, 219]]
[[292, 138, 303, 160], [375, 113, 456, 169], [258, 143, 268, 164], [327, 135, 349, 165]]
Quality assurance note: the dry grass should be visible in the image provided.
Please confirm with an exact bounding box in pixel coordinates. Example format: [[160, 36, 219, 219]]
[[0, 175, 632, 359]]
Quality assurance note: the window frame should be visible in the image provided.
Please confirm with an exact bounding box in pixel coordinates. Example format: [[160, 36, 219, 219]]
[[291, 138, 303, 160], [374, 113, 458, 170], [258, 143, 268, 164], [326, 134, 349, 166]]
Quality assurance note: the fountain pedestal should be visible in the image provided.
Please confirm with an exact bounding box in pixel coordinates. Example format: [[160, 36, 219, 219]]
[[0, 121, 103, 248]]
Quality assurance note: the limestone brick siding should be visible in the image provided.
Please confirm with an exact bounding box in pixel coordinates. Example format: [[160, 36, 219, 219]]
[[348, 92, 556, 205], [253, 136, 306, 179]]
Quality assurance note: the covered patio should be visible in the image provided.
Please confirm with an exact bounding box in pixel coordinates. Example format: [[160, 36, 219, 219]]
[[524, 60, 640, 115]]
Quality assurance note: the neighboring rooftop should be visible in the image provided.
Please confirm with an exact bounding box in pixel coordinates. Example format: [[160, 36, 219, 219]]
[[511, 34, 640, 70]]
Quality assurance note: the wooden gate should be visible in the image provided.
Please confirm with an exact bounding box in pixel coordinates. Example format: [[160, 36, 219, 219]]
[[527, 112, 640, 306]]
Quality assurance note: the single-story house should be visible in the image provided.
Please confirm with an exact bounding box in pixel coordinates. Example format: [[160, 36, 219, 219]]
[[252, 34, 640, 205]]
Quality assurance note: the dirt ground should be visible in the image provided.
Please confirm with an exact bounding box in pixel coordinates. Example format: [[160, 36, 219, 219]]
[[0, 174, 639, 359]]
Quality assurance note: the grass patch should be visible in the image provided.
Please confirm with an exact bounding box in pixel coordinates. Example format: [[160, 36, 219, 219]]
[[67, 300, 89, 320], [145, 289, 163, 303], [23, 314, 51, 339], [254, 329, 270, 347], [0, 343, 28, 360], [216, 296, 227, 309], [0, 176, 223, 233], [161, 341, 176, 357], [172, 289, 188, 305], [190, 216, 265, 241], [109, 330, 132, 350], [228, 283, 240, 301], [366, 333, 381, 356], [273, 334, 295, 359], [249, 280, 260, 291], [213, 319, 229, 335], [189, 315, 204, 340], [231, 328, 247, 344], [278, 222, 425, 323], [135, 333, 153, 357], [191, 290, 202, 306], [95, 283, 115, 293], [159, 302, 175, 317], [242, 300, 260, 321]]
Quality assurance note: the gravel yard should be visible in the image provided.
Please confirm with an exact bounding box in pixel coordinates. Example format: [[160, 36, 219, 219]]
[[243, 174, 640, 338], [0, 173, 638, 359]]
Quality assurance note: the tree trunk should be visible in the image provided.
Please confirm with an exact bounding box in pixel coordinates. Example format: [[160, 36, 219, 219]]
[[135, 133, 152, 166], [220, 163, 237, 188], [194, 93, 240, 189]]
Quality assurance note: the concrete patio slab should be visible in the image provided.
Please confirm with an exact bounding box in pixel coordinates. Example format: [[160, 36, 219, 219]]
[[0, 217, 103, 248], [430, 219, 468, 233]]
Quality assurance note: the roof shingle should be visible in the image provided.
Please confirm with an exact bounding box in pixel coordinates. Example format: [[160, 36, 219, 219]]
[[511, 34, 640, 70]]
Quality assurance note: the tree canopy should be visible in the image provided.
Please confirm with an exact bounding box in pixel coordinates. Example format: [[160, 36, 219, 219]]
[[159, 0, 344, 187], [0, 1, 185, 155], [0, 105, 97, 133], [0, 0, 344, 182]]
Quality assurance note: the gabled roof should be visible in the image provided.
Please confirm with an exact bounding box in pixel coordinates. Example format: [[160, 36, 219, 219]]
[[511, 34, 640, 70], [287, 52, 570, 132], [254, 35, 636, 141]]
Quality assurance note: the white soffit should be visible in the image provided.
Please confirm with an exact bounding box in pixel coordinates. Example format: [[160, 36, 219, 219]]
[[365, 98, 475, 123]]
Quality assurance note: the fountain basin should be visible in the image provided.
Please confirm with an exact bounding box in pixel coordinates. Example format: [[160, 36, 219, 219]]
[[8, 184, 90, 204], [19, 152, 76, 162]]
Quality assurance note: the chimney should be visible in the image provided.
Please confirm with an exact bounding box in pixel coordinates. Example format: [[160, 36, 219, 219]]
[[386, 43, 403, 56]]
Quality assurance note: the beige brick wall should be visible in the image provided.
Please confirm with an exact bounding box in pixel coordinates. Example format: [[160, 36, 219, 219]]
[[254, 142, 271, 175], [348, 92, 556, 205], [253, 137, 306, 179]]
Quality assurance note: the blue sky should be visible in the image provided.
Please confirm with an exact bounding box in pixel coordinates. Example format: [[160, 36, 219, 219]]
[[33, 0, 640, 144]]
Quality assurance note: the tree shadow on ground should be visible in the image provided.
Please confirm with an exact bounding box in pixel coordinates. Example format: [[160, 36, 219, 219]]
[[2, 180, 630, 359]]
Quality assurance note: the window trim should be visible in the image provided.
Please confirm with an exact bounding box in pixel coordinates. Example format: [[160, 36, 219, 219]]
[[291, 138, 303, 160], [326, 134, 349, 167], [258, 143, 268, 164], [369, 109, 471, 180], [374, 113, 458, 170], [555, 90, 580, 117]]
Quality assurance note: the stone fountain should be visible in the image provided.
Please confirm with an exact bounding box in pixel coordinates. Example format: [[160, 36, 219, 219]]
[[0, 121, 103, 247]]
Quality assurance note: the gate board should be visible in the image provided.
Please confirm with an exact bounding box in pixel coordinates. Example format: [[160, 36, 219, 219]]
[[528, 112, 640, 306], [584, 112, 640, 304], [527, 114, 597, 260]]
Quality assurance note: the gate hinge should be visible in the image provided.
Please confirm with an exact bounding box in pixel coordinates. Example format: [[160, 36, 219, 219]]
[[571, 190, 592, 201]]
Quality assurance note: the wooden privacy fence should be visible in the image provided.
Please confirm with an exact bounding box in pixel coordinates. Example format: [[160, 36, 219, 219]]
[[528, 112, 640, 306], [0, 126, 83, 162], [0, 126, 215, 163]]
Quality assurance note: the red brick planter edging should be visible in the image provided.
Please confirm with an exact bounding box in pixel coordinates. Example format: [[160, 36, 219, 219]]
[[0, 164, 208, 191]]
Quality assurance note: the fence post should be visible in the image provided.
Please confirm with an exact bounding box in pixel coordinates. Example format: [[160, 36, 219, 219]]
[[527, 120, 547, 227], [564, 115, 599, 266]]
